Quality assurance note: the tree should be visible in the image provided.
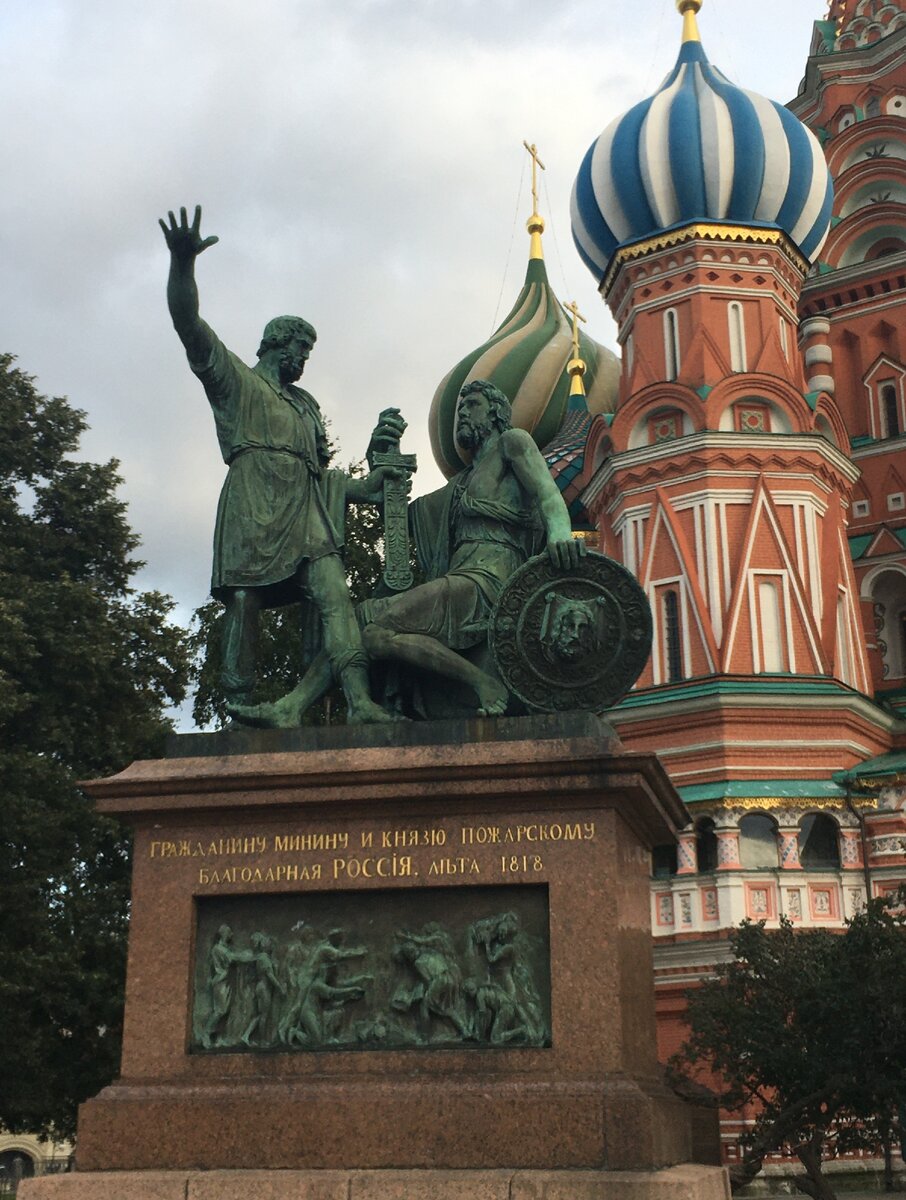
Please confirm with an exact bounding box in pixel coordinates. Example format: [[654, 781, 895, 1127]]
[[671, 897, 906, 1199], [188, 460, 386, 727], [0, 355, 191, 1139]]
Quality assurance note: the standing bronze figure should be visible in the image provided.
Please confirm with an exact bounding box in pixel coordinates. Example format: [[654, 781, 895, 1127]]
[[160, 205, 403, 722]]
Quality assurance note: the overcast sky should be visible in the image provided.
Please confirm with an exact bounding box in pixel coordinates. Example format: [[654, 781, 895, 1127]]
[[1, 0, 828, 724]]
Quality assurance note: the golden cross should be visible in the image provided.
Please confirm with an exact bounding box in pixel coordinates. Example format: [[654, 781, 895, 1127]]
[[564, 299, 586, 360], [522, 140, 546, 216]]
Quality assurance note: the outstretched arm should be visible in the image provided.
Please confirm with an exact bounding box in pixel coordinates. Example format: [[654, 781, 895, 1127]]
[[502, 428, 585, 569], [159, 205, 220, 364]]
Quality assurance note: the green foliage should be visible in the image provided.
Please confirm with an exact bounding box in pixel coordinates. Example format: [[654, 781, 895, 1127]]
[[672, 896, 906, 1198], [188, 460, 385, 727], [0, 355, 191, 1139]]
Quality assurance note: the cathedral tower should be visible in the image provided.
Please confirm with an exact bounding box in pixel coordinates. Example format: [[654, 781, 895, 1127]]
[[569, 0, 878, 788]]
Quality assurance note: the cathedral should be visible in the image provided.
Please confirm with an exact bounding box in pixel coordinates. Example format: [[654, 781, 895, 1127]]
[[428, 0, 906, 1168]]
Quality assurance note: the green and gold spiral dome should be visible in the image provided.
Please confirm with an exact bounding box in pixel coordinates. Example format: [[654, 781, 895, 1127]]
[[428, 151, 620, 478]]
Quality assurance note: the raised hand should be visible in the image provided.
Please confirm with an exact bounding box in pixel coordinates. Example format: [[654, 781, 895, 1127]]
[[367, 407, 408, 466], [159, 205, 219, 263]]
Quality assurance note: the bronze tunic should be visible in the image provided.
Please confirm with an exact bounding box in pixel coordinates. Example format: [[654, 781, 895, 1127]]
[[191, 335, 342, 606]]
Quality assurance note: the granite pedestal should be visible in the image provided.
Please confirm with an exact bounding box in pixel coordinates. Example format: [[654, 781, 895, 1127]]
[[21, 714, 728, 1200]]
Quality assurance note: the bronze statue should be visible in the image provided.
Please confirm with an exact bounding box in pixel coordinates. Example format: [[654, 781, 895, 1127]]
[[160, 205, 405, 723], [230, 379, 585, 726]]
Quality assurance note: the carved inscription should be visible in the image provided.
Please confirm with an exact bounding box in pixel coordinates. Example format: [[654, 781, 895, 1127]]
[[191, 886, 551, 1054], [147, 820, 596, 890]]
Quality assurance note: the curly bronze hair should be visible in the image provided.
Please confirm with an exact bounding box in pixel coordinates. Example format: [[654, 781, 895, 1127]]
[[458, 379, 513, 433], [256, 315, 317, 359]]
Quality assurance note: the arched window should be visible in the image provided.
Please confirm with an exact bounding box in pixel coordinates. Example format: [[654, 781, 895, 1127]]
[[867, 568, 906, 679], [663, 590, 683, 682], [779, 317, 789, 359], [866, 238, 906, 261], [739, 814, 779, 868], [652, 844, 678, 878], [664, 309, 681, 381], [696, 817, 718, 873], [798, 813, 841, 869], [866, 95, 881, 118], [0, 1151, 35, 1183], [728, 302, 747, 372], [882, 384, 900, 437]]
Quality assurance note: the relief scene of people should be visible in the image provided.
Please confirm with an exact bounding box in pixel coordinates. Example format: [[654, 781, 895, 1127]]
[[192, 904, 550, 1053]]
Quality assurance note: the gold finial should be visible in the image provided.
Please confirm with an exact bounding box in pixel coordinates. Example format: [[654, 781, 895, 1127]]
[[523, 140, 546, 260], [564, 300, 588, 396], [676, 0, 702, 44]]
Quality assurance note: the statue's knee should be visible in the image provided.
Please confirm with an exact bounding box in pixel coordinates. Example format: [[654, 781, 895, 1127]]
[[362, 623, 393, 657]]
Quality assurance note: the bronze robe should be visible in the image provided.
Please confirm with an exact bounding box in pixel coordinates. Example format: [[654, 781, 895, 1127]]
[[191, 334, 345, 607]]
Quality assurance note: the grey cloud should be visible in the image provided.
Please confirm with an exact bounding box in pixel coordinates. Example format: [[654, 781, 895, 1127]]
[[0, 0, 823, 726]]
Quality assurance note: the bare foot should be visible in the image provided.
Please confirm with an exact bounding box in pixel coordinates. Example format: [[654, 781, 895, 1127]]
[[227, 696, 303, 729], [346, 697, 403, 724], [476, 673, 509, 717]]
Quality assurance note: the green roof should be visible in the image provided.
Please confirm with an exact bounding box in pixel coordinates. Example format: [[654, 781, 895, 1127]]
[[848, 533, 873, 560], [680, 779, 846, 804], [833, 751, 906, 789], [615, 676, 857, 710], [849, 529, 906, 561]]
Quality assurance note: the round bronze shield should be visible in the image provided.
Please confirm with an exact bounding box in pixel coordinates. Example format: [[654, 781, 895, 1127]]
[[489, 551, 652, 713]]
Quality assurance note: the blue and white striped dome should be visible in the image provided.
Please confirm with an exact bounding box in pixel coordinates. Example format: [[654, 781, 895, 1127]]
[[571, 18, 834, 283]]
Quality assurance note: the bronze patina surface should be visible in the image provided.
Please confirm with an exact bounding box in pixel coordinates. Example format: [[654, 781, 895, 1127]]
[[192, 885, 550, 1053], [490, 551, 652, 713]]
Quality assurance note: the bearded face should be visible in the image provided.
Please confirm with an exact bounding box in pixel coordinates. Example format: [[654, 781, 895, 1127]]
[[540, 596, 602, 665], [552, 605, 595, 661], [277, 336, 312, 385], [454, 392, 493, 451]]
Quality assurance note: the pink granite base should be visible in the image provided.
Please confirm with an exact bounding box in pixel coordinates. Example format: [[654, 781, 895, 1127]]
[[54, 718, 718, 1189], [20, 1165, 730, 1200]]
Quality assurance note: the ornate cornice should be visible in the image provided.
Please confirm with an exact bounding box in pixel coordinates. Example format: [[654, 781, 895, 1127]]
[[583, 432, 859, 507], [724, 796, 875, 812], [602, 223, 809, 296]]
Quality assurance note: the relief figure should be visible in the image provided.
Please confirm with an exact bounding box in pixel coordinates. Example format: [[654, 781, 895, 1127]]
[[199, 924, 253, 1049], [391, 923, 472, 1040], [279, 927, 370, 1047]]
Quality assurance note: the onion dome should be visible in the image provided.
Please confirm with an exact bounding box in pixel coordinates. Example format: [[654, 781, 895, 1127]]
[[542, 314, 604, 529], [429, 151, 620, 479], [570, 0, 834, 285]]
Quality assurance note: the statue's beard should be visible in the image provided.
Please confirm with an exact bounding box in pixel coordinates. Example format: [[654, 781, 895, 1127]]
[[278, 349, 305, 384], [456, 421, 486, 451]]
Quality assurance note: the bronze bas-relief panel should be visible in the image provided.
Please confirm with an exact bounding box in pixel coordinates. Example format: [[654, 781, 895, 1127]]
[[192, 885, 551, 1054]]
